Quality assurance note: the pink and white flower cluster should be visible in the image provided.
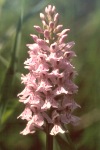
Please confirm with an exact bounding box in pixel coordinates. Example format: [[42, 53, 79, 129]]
[[18, 5, 80, 135]]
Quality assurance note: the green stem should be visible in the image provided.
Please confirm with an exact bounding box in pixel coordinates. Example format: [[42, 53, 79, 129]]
[[46, 123, 53, 150]]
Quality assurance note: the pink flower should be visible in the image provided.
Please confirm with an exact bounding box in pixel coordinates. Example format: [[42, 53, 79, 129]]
[[18, 5, 80, 136], [17, 105, 32, 121], [50, 124, 65, 135]]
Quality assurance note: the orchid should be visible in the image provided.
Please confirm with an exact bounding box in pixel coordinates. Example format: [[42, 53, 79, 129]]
[[18, 5, 80, 148]]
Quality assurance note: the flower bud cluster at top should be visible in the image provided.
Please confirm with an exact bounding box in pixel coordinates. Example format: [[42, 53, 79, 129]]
[[18, 5, 80, 135]]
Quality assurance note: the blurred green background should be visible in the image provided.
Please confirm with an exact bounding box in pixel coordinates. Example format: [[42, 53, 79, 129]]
[[0, 0, 100, 150]]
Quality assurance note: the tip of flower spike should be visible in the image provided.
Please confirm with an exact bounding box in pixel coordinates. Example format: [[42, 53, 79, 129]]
[[52, 6, 56, 13], [45, 5, 52, 14]]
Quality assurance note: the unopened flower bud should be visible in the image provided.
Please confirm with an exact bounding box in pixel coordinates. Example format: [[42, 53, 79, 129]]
[[48, 5, 52, 14], [54, 25, 63, 33], [52, 6, 56, 13], [49, 21, 54, 29], [54, 13, 59, 24], [42, 20, 47, 27], [45, 7, 48, 13], [34, 26, 43, 33], [59, 34, 67, 44], [40, 13, 45, 20], [45, 5, 52, 15], [44, 30, 50, 38], [58, 29, 70, 36], [30, 34, 38, 42]]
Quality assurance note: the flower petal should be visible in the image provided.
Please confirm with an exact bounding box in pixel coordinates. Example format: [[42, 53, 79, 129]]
[[50, 124, 65, 135]]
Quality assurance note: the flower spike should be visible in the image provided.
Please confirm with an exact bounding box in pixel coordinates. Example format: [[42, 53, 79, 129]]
[[18, 5, 80, 136]]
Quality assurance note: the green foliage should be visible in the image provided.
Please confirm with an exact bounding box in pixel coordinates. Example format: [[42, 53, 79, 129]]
[[0, 0, 100, 149]]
